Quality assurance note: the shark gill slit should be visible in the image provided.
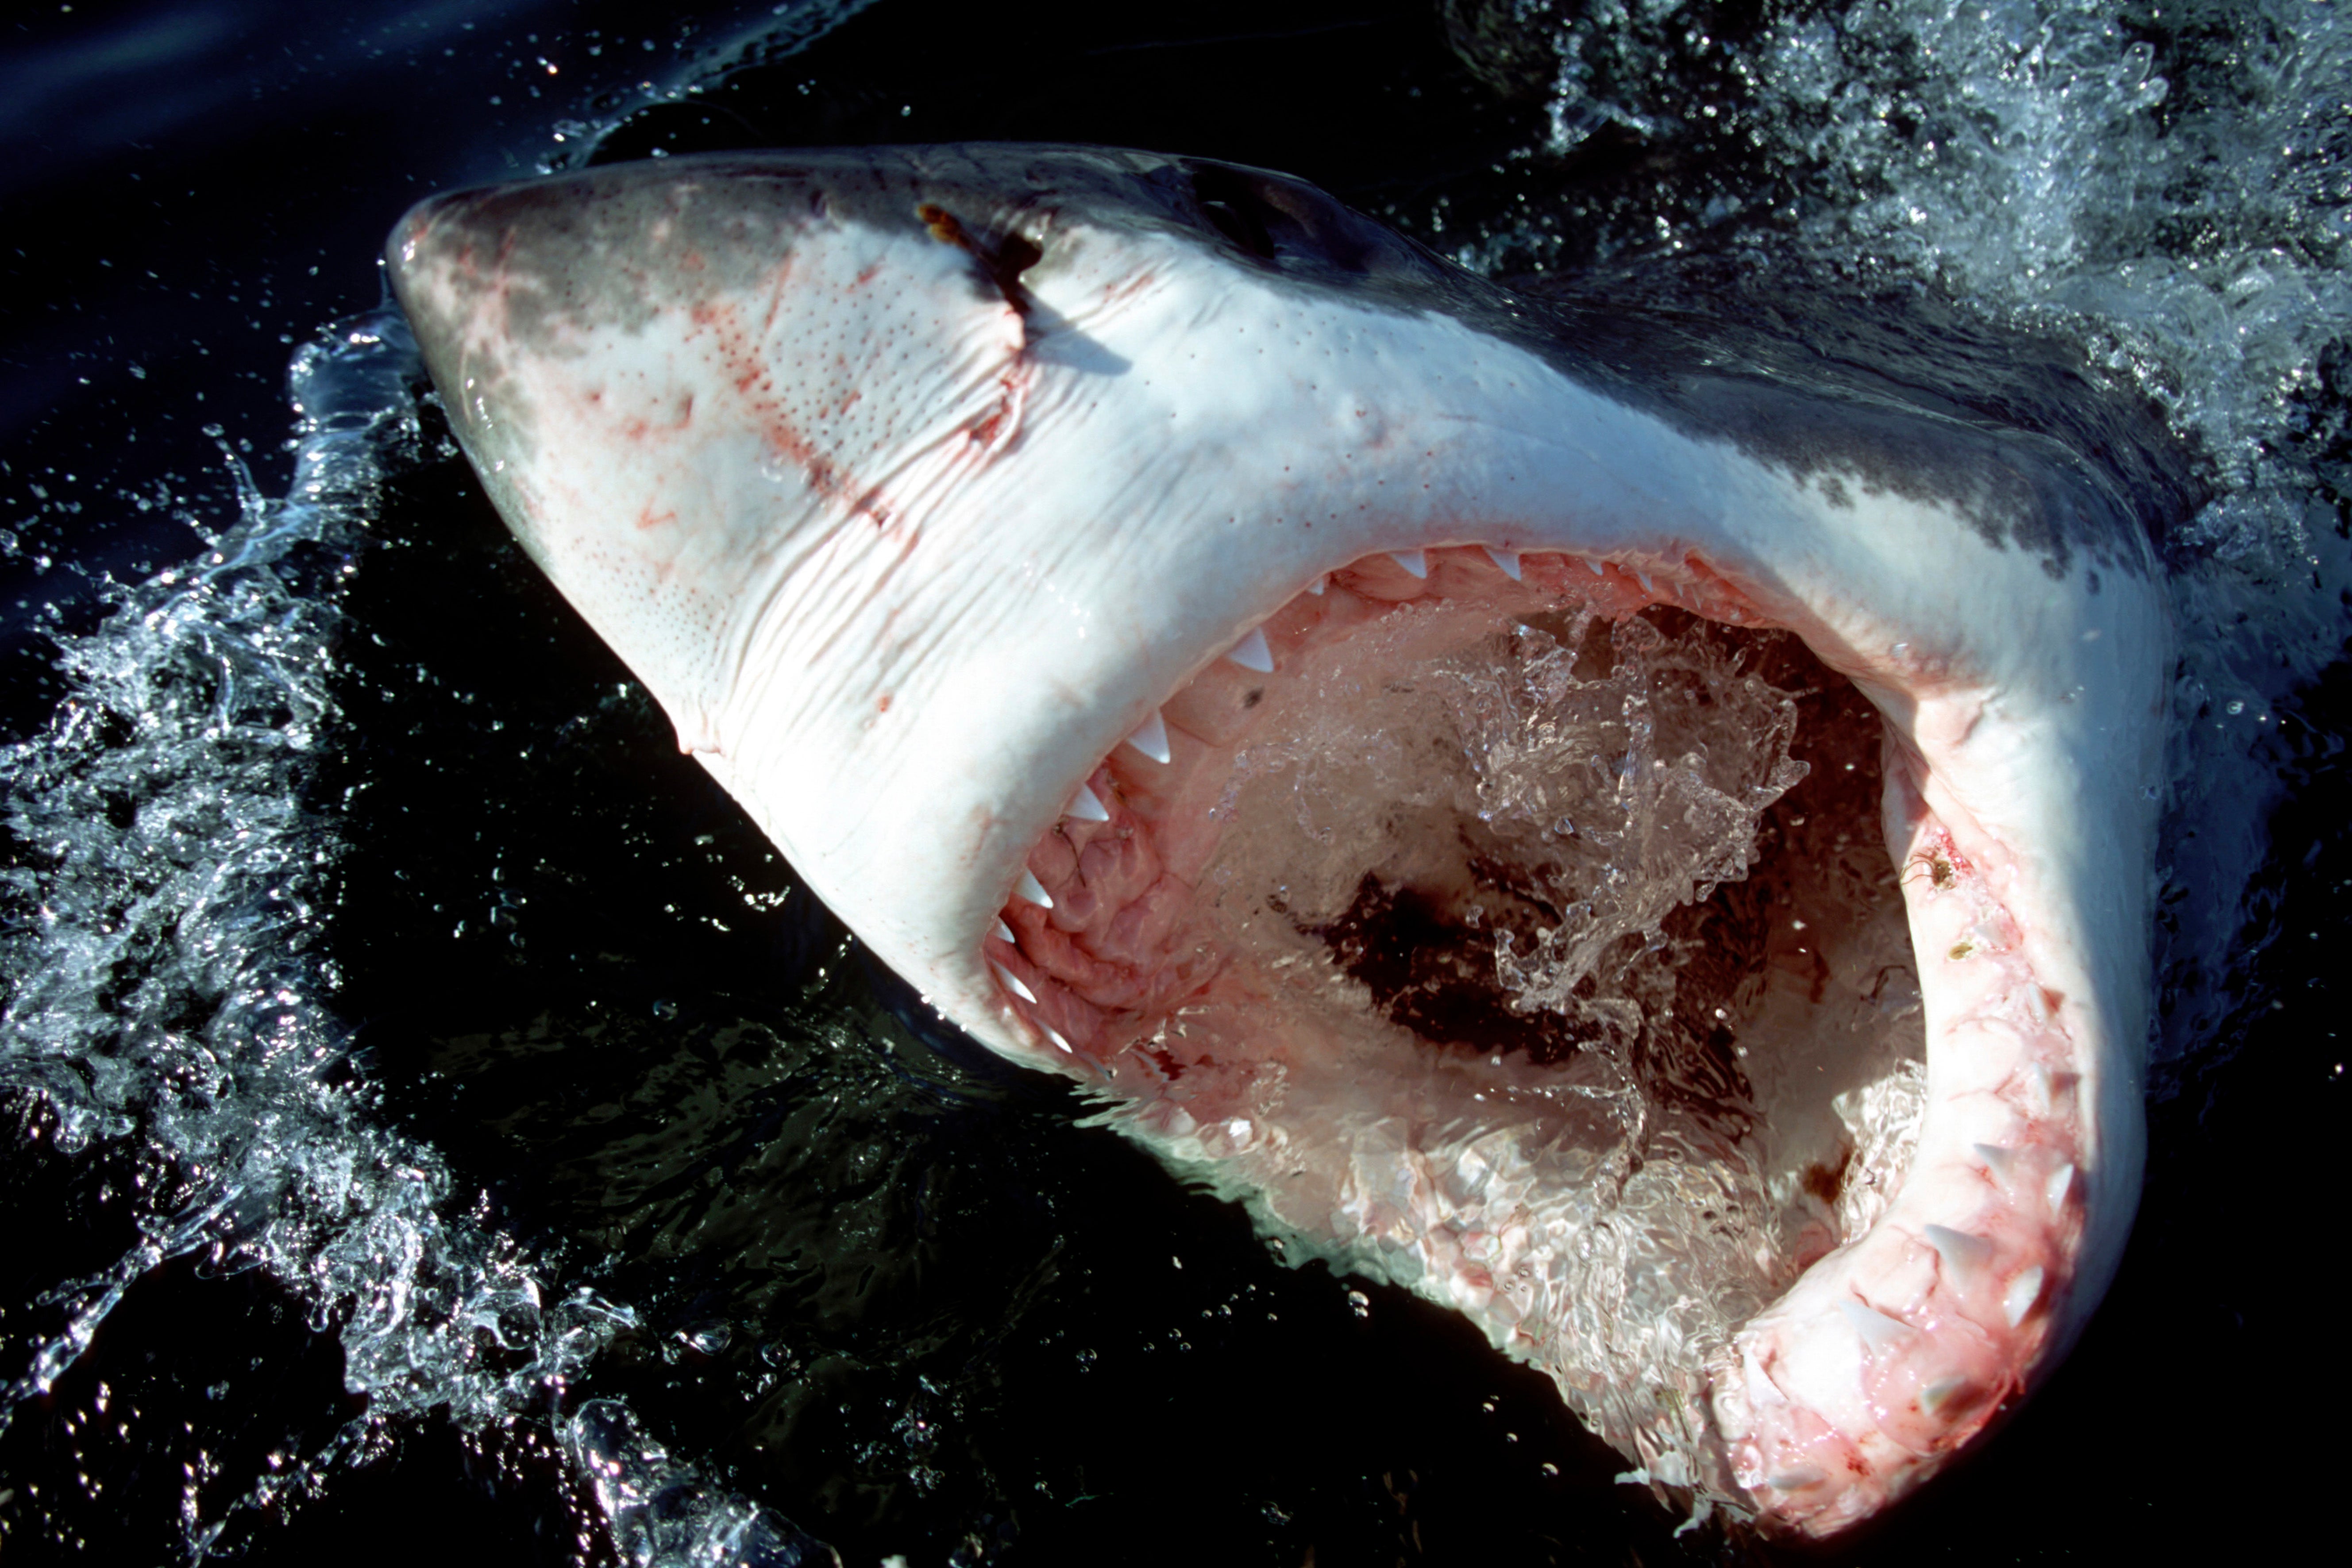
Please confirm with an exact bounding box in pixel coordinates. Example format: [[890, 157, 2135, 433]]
[[982, 539, 2090, 1531]]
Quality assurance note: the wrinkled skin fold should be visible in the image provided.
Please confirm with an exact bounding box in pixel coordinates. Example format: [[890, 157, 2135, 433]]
[[386, 146, 2180, 1535]]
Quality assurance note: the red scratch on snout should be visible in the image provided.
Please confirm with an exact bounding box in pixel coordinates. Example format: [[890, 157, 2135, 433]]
[[965, 359, 1036, 456], [635, 504, 677, 532], [1102, 269, 1157, 304]]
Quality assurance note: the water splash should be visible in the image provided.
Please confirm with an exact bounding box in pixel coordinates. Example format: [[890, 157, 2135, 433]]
[[0, 310, 819, 1565], [1484, 0, 2352, 1094], [567, 1399, 836, 1568]]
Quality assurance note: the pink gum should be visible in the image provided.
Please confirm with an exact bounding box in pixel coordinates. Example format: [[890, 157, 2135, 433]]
[[1712, 813, 2089, 1534]]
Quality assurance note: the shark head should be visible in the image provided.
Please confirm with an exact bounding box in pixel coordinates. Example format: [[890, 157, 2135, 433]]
[[387, 145, 2175, 1535]]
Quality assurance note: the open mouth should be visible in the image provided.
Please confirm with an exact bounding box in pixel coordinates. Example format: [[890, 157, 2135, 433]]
[[984, 543, 2087, 1534]]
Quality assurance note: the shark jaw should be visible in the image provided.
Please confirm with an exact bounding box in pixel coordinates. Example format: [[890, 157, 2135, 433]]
[[386, 146, 2171, 1536]]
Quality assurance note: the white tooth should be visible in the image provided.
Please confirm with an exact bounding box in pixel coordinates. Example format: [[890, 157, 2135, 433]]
[[1014, 869, 1053, 909], [1768, 1469, 1825, 1492], [1068, 782, 1110, 822], [1837, 1297, 1910, 1353], [1973, 1143, 2017, 1181], [2003, 1265, 2046, 1327], [1306, 574, 1326, 595], [2046, 1161, 2078, 1213], [1585, 557, 1606, 577], [1920, 1376, 1973, 1417], [1742, 1340, 1787, 1406], [1124, 709, 1172, 765], [1483, 547, 1522, 581], [1388, 549, 1427, 578], [1045, 1025, 1074, 1054], [1224, 627, 1275, 673], [992, 917, 1015, 944], [1924, 1224, 1993, 1278], [1636, 570, 1655, 592], [991, 961, 1037, 1005]]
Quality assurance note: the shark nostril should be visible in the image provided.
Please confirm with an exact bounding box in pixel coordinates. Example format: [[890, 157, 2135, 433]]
[[994, 231, 1042, 278], [914, 202, 1043, 306]]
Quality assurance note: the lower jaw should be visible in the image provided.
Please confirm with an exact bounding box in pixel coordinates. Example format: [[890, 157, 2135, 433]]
[[981, 545, 2092, 1534]]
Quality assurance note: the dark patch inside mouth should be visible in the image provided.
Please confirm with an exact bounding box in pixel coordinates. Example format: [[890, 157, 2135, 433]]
[[1314, 867, 1593, 1062], [1297, 604, 1898, 1110]]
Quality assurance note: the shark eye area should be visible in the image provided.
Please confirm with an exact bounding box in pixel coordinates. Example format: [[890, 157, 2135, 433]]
[[1191, 168, 1280, 261], [1187, 162, 1411, 278]]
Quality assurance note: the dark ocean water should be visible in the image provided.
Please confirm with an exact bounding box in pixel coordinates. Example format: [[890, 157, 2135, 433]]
[[1, 3, 2344, 1564]]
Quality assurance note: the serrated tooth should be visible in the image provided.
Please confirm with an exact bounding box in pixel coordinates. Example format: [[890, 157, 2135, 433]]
[[1837, 1297, 1910, 1353], [1306, 574, 1326, 595], [1482, 547, 1522, 581], [2002, 1266, 2045, 1327], [1973, 1143, 2017, 1181], [1014, 869, 1053, 909], [2046, 1161, 2078, 1213], [1124, 709, 1171, 765], [991, 917, 1014, 944], [1067, 782, 1110, 822], [1585, 557, 1606, 577], [1636, 570, 1655, 592], [1923, 1224, 1993, 1279], [1045, 1025, 1074, 1054], [1388, 549, 1427, 578], [991, 961, 1037, 1005], [1224, 627, 1274, 673]]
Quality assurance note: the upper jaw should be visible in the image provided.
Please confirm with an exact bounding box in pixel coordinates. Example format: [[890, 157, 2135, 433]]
[[388, 147, 2172, 1534]]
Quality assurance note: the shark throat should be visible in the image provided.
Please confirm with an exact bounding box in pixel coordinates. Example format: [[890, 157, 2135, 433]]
[[984, 544, 1988, 1512]]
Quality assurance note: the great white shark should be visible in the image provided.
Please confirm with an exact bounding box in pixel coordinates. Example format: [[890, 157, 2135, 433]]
[[384, 146, 2183, 1537]]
